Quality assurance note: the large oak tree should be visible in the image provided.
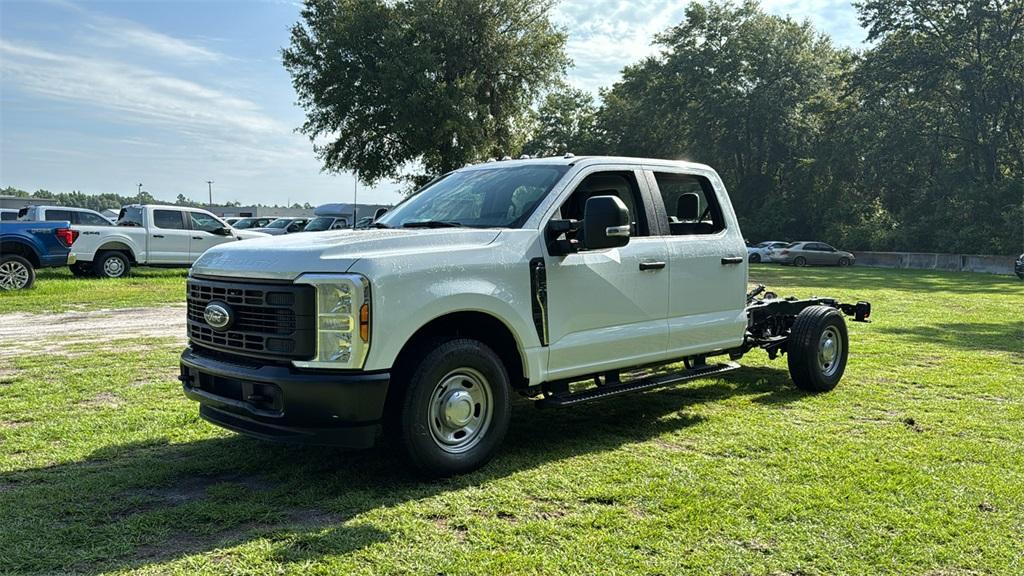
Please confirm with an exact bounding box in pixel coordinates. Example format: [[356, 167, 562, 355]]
[[283, 0, 569, 184]]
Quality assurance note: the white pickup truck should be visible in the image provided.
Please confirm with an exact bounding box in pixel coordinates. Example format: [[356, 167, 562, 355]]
[[69, 204, 267, 278], [180, 156, 871, 476]]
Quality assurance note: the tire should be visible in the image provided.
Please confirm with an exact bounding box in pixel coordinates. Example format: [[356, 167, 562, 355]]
[[793, 256, 807, 267], [749, 253, 761, 263], [398, 338, 511, 477], [838, 257, 850, 267], [0, 255, 35, 290], [787, 305, 848, 392], [70, 262, 95, 277], [93, 251, 131, 278]]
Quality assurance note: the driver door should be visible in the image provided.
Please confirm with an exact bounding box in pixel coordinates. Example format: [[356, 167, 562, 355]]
[[543, 168, 670, 381], [188, 211, 235, 261]]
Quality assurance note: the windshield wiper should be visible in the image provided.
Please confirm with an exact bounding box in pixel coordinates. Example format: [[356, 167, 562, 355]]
[[401, 220, 463, 228]]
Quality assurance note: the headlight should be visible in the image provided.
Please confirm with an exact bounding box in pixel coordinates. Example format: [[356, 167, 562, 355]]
[[292, 274, 370, 369]]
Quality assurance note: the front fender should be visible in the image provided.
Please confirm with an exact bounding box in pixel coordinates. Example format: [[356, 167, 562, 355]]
[[364, 283, 541, 381]]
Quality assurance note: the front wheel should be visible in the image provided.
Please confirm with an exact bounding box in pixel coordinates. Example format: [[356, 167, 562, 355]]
[[787, 306, 848, 392], [749, 253, 761, 263], [93, 251, 131, 278], [398, 339, 511, 477], [0, 255, 35, 290], [838, 257, 850, 267]]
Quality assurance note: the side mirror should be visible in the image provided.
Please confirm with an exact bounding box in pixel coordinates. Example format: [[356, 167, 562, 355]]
[[216, 226, 233, 236], [579, 195, 630, 250], [373, 208, 389, 221]]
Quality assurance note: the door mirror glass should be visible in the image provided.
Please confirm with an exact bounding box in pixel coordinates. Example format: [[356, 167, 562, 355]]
[[580, 195, 630, 250]]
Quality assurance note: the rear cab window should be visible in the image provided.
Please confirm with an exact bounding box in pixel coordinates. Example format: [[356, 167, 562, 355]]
[[648, 171, 727, 236], [153, 210, 187, 230]]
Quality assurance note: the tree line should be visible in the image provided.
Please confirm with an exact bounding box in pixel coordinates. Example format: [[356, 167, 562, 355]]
[[286, 0, 1022, 253], [0, 187, 313, 212]]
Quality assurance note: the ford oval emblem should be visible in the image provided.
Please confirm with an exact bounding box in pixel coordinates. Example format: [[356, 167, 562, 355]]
[[204, 302, 232, 331]]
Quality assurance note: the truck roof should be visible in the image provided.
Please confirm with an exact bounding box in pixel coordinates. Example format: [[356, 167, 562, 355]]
[[458, 155, 713, 173]]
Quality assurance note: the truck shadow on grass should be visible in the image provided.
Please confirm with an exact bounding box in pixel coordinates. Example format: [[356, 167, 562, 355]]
[[0, 368, 808, 574]]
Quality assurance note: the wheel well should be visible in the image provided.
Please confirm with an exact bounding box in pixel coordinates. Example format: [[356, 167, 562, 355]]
[[391, 311, 527, 390], [1, 241, 40, 268], [97, 242, 135, 263]]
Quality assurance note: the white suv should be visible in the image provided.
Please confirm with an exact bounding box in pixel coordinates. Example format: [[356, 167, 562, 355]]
[[180, 156, 871, 476]]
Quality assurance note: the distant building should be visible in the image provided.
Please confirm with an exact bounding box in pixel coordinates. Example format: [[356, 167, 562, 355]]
[[208, 205, 316, 218], [0, 195, 59, 210]]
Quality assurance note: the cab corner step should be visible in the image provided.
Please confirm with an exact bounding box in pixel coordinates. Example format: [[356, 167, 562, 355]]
[[537, 360, 741, 408]]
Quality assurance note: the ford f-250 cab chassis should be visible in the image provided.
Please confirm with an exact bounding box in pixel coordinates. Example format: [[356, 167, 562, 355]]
[[180, 156, 871, 476]]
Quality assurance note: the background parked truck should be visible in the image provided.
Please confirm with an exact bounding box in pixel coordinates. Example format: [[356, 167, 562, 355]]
[[69, 204, 267, 278]]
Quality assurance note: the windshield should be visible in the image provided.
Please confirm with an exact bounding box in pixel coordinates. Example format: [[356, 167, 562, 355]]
[[304, 216, 336, 231], [377, 165, 570, 229], [232, 218, 256, 228], [266, 218, 292, 229]]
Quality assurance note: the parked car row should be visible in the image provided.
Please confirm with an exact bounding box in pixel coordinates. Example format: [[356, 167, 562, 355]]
[[747, 240, 856, 267]]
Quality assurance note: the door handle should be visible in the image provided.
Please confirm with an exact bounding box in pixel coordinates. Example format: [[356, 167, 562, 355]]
[[639, 261, 666, 271], [721, 256, 744, 265], [192, 236, 203, 240], [152, 234, 164, 238]]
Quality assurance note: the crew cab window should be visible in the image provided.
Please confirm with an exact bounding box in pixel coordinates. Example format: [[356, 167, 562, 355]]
[[76, 212, 111, 226], [189, 212, 225, 233], [651, 172, 726, 235], [559, 171, 648, 237], [153, 210, 187, 230], [44, 209, 74, 222]]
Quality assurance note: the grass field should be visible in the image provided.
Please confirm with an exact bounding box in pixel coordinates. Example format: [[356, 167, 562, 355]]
[[0, 267, 187, 314], [0, 266, 1021, 575]]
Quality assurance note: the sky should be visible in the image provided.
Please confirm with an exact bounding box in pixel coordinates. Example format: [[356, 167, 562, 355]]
[[0, 0, 868, 207]]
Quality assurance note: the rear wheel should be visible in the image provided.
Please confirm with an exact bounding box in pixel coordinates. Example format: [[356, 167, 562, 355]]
[[749, 253, 761, 263], [793, 256, 807, 267], [93, 251, 131, 278], [0, 255, 35, 290], [398, 338, 511, 477], [787, 306, 848, 392]]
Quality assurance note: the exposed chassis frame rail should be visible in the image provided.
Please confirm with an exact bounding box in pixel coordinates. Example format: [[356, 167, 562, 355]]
[[739, 286, 871, 359]]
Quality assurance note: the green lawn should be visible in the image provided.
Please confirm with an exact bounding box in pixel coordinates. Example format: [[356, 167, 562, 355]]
[[0, 267, 188, 314], [0, 266, 1021, 575]]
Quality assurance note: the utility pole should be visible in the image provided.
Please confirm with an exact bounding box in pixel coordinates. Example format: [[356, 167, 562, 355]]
[[137, 182, 143, 195], [206, 180, 214, 206], [352, 172, 358, 230]]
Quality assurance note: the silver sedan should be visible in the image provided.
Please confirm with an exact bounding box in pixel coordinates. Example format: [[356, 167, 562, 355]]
[[774, 242, 856, 267]]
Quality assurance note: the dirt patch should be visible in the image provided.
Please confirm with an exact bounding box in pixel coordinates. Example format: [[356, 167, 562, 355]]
[[0, 305, 186, 360], [78, 392, 122, 410]]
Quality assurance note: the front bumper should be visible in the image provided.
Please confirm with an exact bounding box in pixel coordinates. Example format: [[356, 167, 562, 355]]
[[180, 347, 389, 448]]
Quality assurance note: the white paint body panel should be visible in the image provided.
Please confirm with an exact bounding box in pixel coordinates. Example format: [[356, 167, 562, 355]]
[[188, 157, 751, 385]]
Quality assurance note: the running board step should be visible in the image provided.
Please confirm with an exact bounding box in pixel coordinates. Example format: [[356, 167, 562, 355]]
[[537, 361, 741, 408]]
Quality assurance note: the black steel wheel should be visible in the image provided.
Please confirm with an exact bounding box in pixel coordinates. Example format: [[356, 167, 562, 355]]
[[787, 305, 848, 392], [398, 338, 511, 477]]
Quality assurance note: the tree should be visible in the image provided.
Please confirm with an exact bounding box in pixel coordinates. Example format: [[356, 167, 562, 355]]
[[596, 1, 851, 242], [850, 0, 1024, 253], [283, 0, 569, 184], [523, 87, 600, 156]]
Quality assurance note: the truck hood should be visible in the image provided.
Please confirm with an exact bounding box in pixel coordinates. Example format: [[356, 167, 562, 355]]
[[191, 228, 502, 280]]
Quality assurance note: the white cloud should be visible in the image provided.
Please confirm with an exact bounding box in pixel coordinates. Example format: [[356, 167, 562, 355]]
[[0, 39, 278, 135], [84, 18, 225, 63]]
